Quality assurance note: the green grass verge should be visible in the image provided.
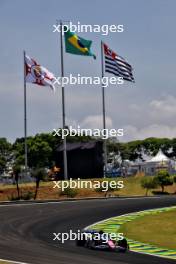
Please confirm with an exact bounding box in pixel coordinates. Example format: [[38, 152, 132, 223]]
[[119, 209, 176, 250]]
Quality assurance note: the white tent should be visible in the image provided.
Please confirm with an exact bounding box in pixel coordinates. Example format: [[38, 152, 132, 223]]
[[146, 149, 169, 163], [139, 149, 173, 175]]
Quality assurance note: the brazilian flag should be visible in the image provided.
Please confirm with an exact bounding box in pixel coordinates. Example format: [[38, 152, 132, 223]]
[[64, 27, 96, 59]]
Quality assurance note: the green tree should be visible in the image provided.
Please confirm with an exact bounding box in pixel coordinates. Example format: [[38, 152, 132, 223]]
[[141, 177, 158, 196], [13, 132, 95, 169], [28, 138, 52, 168], [13, 132, 65, 168], [155, 170, 173, 193], [0, 138, 12, 173]]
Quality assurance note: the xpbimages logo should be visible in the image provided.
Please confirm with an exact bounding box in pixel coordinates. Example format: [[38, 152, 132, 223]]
[[53, 21, 124, 35], [53, 126, 124, 139], [53, 178, 124, 192], [53, 74, 124, 87], [53, 230, 124, 243]]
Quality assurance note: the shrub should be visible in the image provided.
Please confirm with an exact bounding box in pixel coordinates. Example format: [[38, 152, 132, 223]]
[[155, 170, 173, 193], [141, 177, 158, 196], [60, 187, 78, 198], [95, 180, 120, 197], [8, 193, 20, 201], [21, 191, 34, 200], [8, 191, 34, 201]]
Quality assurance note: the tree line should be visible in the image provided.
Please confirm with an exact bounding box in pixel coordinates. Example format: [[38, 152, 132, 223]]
[[1, 135, 176, 172]]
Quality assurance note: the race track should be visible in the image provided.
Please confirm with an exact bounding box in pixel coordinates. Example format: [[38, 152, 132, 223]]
[[0, 196, 176, 264]]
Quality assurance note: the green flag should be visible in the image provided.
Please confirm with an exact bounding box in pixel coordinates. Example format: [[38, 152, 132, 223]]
[[64, 27, 96, 59]]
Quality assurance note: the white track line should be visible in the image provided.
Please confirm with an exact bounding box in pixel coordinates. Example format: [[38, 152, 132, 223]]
[[0, 258, 30, 264], [0, 196, 160, 208]]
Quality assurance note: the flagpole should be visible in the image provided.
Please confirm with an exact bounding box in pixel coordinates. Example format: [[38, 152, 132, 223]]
[[60, 20, 68, 180], [101, 41, 107, 178], [23, 50, 28, 175]]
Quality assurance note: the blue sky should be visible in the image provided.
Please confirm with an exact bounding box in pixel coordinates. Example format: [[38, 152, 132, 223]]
[[1, 0, 176, 142]]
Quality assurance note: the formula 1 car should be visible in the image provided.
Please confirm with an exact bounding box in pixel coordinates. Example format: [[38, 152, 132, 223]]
[[76, 229, 129, 252]]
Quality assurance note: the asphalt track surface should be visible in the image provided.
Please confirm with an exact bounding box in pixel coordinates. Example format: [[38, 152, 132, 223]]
[[0, 196, 176, 264]]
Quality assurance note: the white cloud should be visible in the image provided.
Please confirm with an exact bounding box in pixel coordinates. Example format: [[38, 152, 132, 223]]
[[150, 95, 176, 118], [129, 104, 140, 111], [123, 124, 176, 141], [80, 115, 113, 129]]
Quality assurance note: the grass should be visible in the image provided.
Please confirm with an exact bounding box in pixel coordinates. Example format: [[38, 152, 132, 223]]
[[119, 209, 176, 250], [0, 176, 175, 201]]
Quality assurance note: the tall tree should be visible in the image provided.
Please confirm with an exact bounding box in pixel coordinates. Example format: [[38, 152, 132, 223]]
[[0, 138, 12, 173]]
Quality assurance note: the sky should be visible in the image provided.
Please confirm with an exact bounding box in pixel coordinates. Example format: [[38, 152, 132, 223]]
[[0, 0, 176, 142]]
